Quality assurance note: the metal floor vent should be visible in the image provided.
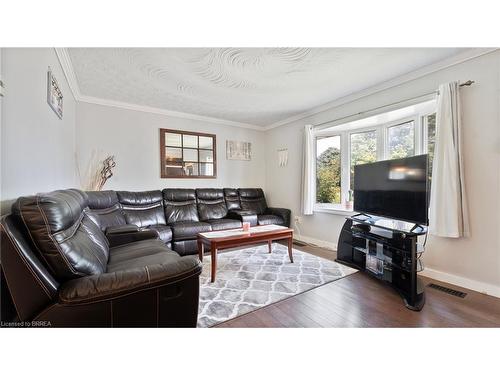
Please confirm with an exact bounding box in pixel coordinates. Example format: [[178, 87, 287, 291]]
[[427, 283, 467, 298]]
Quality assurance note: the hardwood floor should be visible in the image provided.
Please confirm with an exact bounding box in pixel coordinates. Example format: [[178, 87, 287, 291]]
[[215, 242, 500, 328]]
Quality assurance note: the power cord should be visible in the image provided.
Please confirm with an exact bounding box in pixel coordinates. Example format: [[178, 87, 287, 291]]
[[422, 231, 429, 247], [415, 231, 428, 272]]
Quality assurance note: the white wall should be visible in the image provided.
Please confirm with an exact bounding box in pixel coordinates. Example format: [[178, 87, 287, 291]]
[[76, 102, 266, 191], [265, 50, 500, 296], [0, 48, 77, 214]]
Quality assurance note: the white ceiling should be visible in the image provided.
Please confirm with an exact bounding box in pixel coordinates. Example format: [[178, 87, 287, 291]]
[[68, 48, 468, 127]]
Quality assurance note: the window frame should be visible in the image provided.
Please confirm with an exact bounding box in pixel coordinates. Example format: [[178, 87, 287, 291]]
[[159, 128, 217, 179], [313, 110, 435, 212], [384, 117, 417, 160], [315, 134, 342, 207]]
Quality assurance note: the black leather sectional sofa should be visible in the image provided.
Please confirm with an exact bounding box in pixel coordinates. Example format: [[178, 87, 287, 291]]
[[0, 187, 290, 327], [87, 188, 290, 256]]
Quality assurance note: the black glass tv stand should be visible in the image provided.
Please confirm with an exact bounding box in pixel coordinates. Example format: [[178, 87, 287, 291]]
[[336, 214, 427, 311]]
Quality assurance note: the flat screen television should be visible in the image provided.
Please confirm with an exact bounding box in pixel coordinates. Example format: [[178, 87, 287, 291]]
[[353, 154, 429, 225]]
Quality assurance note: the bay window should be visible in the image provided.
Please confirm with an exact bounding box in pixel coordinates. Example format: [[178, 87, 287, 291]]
[[314, 100, 436, 212]]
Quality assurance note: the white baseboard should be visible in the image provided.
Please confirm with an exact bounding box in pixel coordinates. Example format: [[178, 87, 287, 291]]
[[294, 234, 337, 251], [294, 233, 500, 299], [420, 267, 500, 299]]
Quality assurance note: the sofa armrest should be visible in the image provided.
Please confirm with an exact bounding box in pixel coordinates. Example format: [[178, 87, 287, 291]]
[[105, 224, 139, 235], [266, 207, 291, 227], [107, 229, 159, 247], [227, 210, 258, 227], [58, 256, 202, 305]]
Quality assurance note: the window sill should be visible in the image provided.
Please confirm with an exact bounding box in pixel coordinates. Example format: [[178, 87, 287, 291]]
[[314, 204, 354, 216]]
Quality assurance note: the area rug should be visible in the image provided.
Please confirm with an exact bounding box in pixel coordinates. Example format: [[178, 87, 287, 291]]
[[197, 243, 357, 327]]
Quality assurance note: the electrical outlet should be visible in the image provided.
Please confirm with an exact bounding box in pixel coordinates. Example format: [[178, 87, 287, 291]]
[[294, 216, 302, 224]]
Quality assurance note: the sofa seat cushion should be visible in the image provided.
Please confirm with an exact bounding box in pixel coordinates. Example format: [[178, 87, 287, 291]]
[[170, 221, 212, 241], [107, 239, 178, 273], [147, 224, 172, 243], [257, 214, 285, 226], [206, 219, 242, 231], [227, 210, 258, 226], [60, 239, 202, 304]]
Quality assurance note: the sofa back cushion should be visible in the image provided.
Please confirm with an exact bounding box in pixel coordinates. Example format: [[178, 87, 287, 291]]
[[86, 190, 126, 231], [223, 188, 241, 211], [117, 190, 166, 228], [196, 189, 228, 221], [162, 189, 199, 224], [12, 189, 109, 281], [238, 188, 268, 215]]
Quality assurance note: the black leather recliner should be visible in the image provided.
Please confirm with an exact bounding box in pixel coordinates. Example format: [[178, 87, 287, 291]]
[[162, 189, 212, 256], [238, 188, 291, 227], [0, 189, 202, 327]]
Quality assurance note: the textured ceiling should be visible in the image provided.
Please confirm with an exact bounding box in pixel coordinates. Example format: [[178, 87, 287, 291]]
[[68, 48, 466, 126]]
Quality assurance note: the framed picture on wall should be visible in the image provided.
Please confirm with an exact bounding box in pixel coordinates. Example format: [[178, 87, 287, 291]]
[[47, 67, 63, 119], [160, 128, 217, 178], [226, 140, 251, 161]]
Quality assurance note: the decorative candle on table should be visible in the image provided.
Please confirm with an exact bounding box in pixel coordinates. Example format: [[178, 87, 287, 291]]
[[242, 222, 250, 231]]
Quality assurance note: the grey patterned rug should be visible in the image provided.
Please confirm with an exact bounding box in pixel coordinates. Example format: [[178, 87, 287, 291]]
[[197, 243, 357, 327]]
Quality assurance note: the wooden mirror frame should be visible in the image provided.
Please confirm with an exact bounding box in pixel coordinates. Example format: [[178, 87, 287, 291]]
[[160, 128, 217, 179]]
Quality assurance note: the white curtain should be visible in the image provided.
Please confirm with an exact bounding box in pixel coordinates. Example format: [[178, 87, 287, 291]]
[[429, 82, 469, 238], [301, 125, 315, 215]]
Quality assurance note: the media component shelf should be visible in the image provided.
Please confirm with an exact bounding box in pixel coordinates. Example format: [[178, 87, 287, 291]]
[[336, 214, 427, 311]]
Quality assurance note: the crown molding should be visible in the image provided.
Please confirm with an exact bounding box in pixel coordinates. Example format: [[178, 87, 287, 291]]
[[54, 48, 265, 131], [54, 48, 81, 100], [78, 95, 265, 130], [263, 48, 499, 131]]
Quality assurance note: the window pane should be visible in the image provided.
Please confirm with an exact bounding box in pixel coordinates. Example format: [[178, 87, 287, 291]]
[[165, 132, 182, 147], [165, 163, 183, 176], [350, 130, 377, 190], [183, 134, 198, 148], [200, 163, 214, 176], [165, 147, 182, 163], [199, 149, 213, 162], [426, 113, 436, 177], [199, 136, 213, 149], [183, 148, 198, 162], [388, 121, 415, 159], [183, 162, 199, 176], [316, 135, 341, 204]]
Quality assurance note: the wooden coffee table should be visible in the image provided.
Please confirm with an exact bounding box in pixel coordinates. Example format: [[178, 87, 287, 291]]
[[197, 225, 294, 282]]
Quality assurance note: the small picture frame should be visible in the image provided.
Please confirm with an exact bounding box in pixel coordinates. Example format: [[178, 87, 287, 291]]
[[226, 140, 251, 161], [47, 67, 63, 119]]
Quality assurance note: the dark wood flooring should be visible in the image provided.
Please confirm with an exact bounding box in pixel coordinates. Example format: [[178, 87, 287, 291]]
[[215, 242, 500, 328]]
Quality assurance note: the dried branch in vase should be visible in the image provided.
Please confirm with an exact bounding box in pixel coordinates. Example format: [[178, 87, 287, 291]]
[[78, 152, 117, 191], [97, 156, 116, 191]]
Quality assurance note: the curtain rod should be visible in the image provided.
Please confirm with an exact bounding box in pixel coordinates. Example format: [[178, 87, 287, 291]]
[[313, 80, 475, 130]]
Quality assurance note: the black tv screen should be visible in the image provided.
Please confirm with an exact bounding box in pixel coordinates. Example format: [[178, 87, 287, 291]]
[[353, 154, 429, 225]]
